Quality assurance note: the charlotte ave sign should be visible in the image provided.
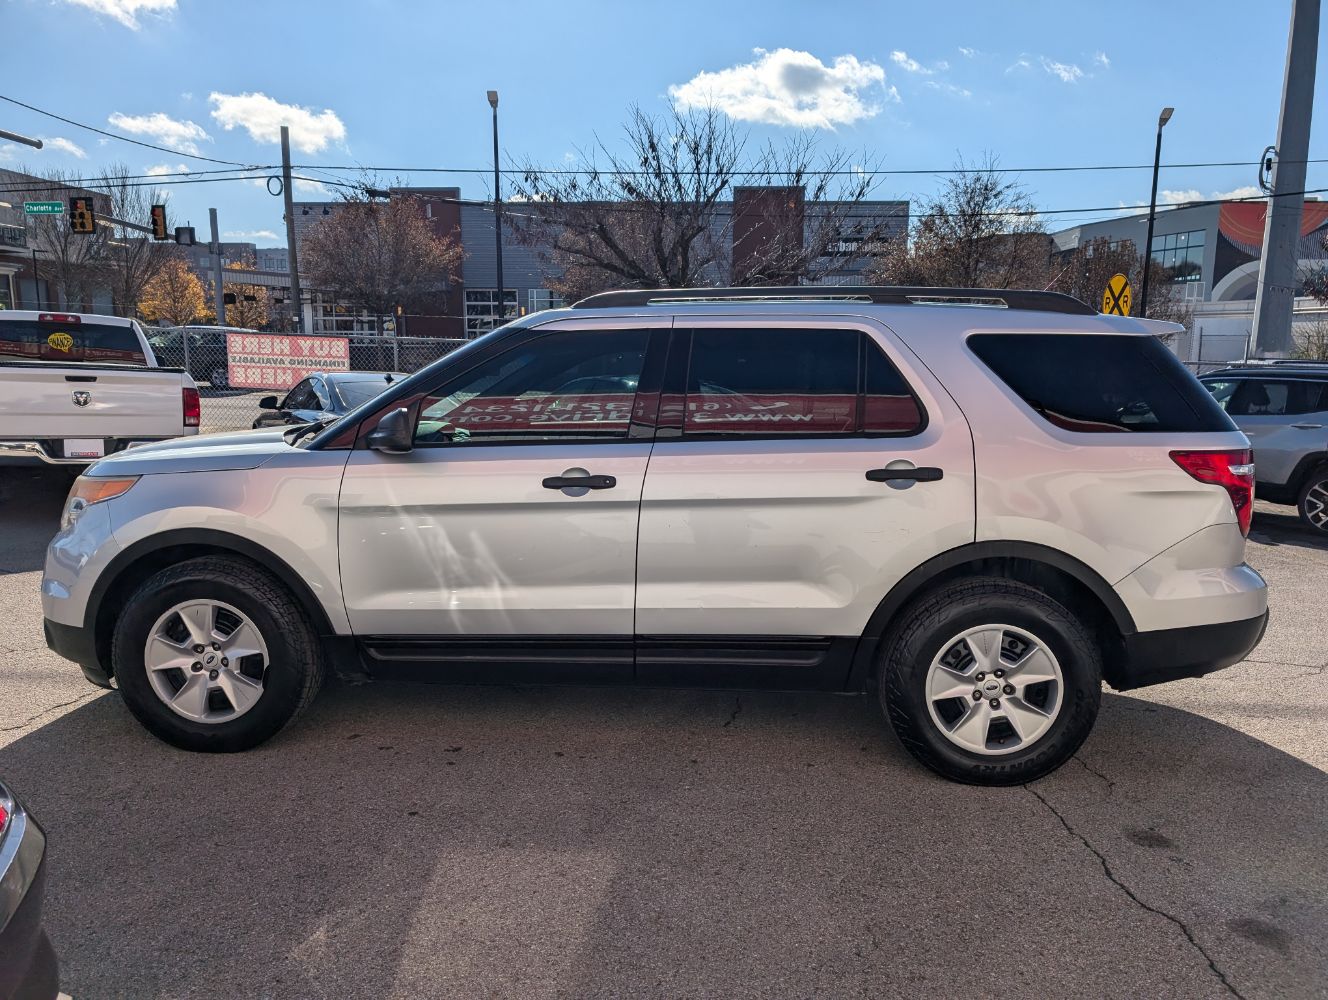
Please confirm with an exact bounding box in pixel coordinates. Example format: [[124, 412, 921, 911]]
[[226, 333, 349, 390], [23, 201, 65, 216]]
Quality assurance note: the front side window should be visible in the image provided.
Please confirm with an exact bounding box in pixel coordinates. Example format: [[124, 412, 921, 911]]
[[970, 333, 1234, 433], [416, 329, 648, 444], [681, 328, 923, 437], [283, 379, 318, 410]]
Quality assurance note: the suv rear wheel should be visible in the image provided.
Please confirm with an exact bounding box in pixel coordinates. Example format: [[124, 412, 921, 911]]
[[111, 556, 324, 752], [1297, 464, 1328, 534], [879, 578, 1102, 785]]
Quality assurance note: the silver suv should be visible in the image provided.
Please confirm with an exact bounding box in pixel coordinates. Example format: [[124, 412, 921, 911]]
[[41, 287, 1269, 785], [1199, 363, 1328, 533]]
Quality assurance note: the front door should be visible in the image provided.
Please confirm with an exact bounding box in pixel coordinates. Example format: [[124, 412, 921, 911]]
[[634, 319, 975, 684], [1225, 377, 1328, 486], [338, 322, 666, 660]]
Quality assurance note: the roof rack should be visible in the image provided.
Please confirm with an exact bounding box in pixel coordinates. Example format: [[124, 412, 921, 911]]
[[570, 286, 1097, 316]]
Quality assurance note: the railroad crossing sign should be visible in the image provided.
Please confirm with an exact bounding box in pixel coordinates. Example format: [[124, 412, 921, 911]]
[[1102, 273, 1132, 316], [23, 201, 64, 216]]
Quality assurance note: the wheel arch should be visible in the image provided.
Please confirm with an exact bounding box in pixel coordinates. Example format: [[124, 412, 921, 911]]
[[87, 528, 339, 677], [848, 542, 1136, 691]]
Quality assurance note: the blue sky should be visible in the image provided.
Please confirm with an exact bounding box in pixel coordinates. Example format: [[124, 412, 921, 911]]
[[2, 0, 1324, 246]]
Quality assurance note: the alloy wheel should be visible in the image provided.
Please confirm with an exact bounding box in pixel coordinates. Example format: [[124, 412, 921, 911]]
[[143, 600, 269, 724], [1303, 478, 1328, 531], [924, 624, 1064, 756]]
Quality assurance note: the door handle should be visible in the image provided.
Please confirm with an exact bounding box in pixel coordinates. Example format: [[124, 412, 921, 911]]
[[542, 474, 617, 490], [866, 466, 944, 483], [1291, 423, 1324, 430]]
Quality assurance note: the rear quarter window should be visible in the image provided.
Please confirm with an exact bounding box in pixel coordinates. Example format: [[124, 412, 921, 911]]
[[968, 333, 1234, 433]]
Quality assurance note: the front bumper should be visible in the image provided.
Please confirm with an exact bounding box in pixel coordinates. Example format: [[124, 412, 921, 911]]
[[1115, 611, 1269, 690], [0, 793, 59, 1000], [43, 618, 113, 687], [0, 438, 189, 466]]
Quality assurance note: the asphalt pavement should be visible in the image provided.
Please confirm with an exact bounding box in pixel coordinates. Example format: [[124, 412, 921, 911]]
[[1, 467, 1325, 999]]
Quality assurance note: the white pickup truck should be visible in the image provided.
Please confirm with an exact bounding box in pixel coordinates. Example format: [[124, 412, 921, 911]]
[[0, 311, 199, 465]]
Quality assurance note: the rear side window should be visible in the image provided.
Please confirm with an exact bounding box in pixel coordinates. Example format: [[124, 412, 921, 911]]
[[969, 333, 1234, 433], [1225, 379, 1327, 416], [682, 328, 924, 437], [0, 319, 146, 365]]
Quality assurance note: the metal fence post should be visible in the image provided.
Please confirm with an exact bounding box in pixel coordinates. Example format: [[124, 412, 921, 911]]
[[182, 329, 190, 374], [392, 335, 400, 372]]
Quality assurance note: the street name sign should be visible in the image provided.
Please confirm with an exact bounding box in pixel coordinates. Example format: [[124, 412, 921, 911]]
[[23, 201, 65, 216]]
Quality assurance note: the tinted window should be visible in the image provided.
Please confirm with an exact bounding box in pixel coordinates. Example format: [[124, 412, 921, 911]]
[[1226, 379, 1327, 416], [416, 329, 648, 444], [969, 333, 1234, 433], [0, 318, 146, 365], [685, 328, 859, 435], [333, 378, 393, 410], [863, 341, 925, 434]]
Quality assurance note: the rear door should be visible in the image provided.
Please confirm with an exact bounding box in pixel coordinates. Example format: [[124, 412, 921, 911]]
[[634, 317, 975, 684], [1225, 378, 1328, 486]]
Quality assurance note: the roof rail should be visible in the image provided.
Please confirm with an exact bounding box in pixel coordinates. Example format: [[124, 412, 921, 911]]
[[570, 285, 1097, 315]]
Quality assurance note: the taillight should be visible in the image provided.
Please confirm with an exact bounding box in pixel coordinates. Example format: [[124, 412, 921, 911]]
[[183, 385, 201, 427], [1170, 449, 1255, 537]]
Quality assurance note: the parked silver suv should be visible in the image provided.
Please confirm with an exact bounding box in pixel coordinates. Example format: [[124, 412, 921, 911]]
[[1200, 363, 1328, 533], [42, 287, 1269, 785]]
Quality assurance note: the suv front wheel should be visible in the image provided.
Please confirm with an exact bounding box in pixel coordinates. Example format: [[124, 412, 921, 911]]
[[111, 556, 325, 752], [879, 578, 1102, 785]]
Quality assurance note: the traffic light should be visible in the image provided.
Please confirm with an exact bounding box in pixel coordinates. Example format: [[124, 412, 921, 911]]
[[150, 204, 168, 241], [223, 292, 237, 306], [69, 197, 96, 234]]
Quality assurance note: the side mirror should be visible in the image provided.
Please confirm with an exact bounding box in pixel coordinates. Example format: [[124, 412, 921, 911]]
[[258, 395, 279, 410], [366, 406, 414, 455]]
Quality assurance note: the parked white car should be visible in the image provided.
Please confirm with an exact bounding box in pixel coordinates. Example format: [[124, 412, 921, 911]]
[[0, 311, 199, 465], [41, 287, 1268, 784]]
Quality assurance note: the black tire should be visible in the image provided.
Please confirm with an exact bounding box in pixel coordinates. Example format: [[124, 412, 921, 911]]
[[1296, 464, 1328, 534], [879, 577, 1102, 786], [111, 556, 324, 752], [210, 367, 228, 389]]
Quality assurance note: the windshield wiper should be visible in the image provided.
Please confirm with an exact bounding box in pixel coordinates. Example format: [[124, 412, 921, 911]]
[[283, 422, 322, 447]]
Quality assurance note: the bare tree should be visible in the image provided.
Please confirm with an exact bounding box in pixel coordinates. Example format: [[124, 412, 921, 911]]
[[303, 188, 464, 332], [868, 156, 1050, 289], [508, 105, 898, 300], [96, 164, 175, 317], [1045, 235, 1191, 338], [23, 169, 108, 311]]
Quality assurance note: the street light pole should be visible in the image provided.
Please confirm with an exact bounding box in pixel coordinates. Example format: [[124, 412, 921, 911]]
[[488, 89, 505, 330], [1139, 106, 1174, 318], [0, 128, 42, 150]]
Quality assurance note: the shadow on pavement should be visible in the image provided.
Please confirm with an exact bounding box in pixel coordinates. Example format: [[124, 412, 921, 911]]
[[1250, 504, 1328, 553], [0, 468, 69, 574], [1, 681, 1324, 999]]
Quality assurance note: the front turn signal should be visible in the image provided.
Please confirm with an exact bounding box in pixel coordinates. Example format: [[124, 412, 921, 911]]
[[61, 476, 139, 530]]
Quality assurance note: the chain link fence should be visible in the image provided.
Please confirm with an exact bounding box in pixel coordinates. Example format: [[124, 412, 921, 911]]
[[147, 329, 469, 434]]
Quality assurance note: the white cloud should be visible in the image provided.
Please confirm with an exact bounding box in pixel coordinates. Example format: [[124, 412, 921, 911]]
[[1093, 51, 1111, 69], [925, 81, 972, 99], [890, 50, 932, 75], [669, 48, 888, 129], [1006, 57, 1033, 74], [145, 163, 190, 176], [108, 112, 210, 155], [1040, 57, 1084, 83], [45, 137, 87, 159], [208, 92, 346, 153], [958, 46, 978, 58], [224, 229, 280, 241], [57, 0, 175, 29], [1161, 186, 1263, 206], [0, 144, 17, 163]]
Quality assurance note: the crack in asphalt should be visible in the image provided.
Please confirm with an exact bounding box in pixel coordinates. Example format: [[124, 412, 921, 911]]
[[722, 696, 742, 728], [1071, 754, 1116, 793], [1026, 784, 1245, 1000], [0, 691, 101, 733]]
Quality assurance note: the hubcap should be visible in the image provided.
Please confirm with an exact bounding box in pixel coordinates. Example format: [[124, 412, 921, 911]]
[[924, 624, 1064, 756], [1303, 479, 1328, 530], [143, 600, 268, 724]]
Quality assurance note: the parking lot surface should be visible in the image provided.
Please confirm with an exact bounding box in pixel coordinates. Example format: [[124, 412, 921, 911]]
[[1, 467, 1325, 999]]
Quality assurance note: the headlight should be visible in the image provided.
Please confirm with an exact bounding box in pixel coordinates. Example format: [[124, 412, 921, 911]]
[[61, 476, 139, 531]]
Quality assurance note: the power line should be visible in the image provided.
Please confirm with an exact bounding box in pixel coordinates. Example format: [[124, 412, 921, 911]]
[[0, 93, 260, 168]]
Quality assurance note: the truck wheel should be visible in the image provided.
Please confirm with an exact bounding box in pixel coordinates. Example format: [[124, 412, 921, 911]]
[[209, 367, 229, 389], [878, 578, 1102, 786], [1297, 465, 1328, 533], [111, 556, 324, 752]]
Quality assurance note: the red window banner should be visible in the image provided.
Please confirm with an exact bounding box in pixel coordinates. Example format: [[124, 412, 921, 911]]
[[226, 333, 349, 391]]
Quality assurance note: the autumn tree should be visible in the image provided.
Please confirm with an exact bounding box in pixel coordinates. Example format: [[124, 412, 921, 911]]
[[139, 256, 205, 326], [868, 156, 1051, 289], [207, 261, 270, 329], [508, 105, 899, 301], [303, 189, 464, 331]]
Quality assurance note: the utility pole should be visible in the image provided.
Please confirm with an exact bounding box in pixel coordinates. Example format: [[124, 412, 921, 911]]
[[280, 125, 303, 333], [209, 207, 226, 326], [488, 90, 505, 329], [1253, 0, 1320, 356]]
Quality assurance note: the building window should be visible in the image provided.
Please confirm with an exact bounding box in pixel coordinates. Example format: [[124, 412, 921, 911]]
[[1150, 230, 1206, 282], [465, 289, 518, 338], [527, 288, 564, 314]]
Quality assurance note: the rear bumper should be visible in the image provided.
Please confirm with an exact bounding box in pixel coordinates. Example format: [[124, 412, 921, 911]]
[[1115, 611, 1269, 690], [0, 437, 187, 466]]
